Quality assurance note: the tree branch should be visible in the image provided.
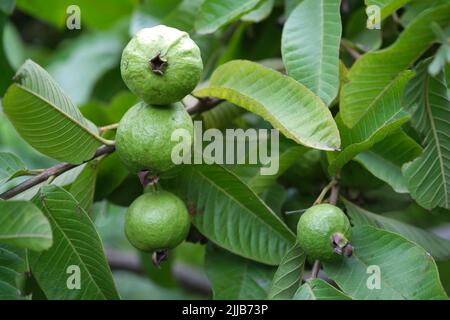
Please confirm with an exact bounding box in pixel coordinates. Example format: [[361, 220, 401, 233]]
[[0, 145, 115, 200], [186, 97, 222, 115], [0, 96, 222, 200], [340, 41, 361, 60]]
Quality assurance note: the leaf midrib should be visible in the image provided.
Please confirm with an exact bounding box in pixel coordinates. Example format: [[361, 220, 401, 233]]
[[40, 193, 106, 299], [423, 75, 449, 207], [14, 84, 108, 145]]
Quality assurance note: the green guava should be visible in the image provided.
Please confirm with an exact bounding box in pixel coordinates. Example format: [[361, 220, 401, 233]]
[[297, 204, 352, 262], [121, 25, 203, 105], [115, 101, 193, 174], [125, 190, 191, 252]]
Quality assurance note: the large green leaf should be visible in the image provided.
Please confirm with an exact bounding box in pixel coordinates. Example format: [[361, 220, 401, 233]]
[[0, 201, 52, 251], [402, 62, 450, 209], [293, 278, 351, 300], [0, 152, 27, 185], [194, 60, 341, 151], [195, 0, 261, 34], [2, 60, 108, 164], [365, 0, 413, 21], [344, 199, 450, 261], [162, 164, 296, 265], [28, 185, 119, 300], [354, 131, 422, 193], [328, 71, 413, 175], [267, 243, 306, 300], [0, 244, 27, 300], [340, 4, 450, 127], [205, 245, 275, 299], [282, 0, 342, 106], [324, 225, 448, 300]]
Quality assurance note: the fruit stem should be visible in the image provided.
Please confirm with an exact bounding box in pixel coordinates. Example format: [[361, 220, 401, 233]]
[[310, 260, 321, 279], [314, 178, 338, 205]]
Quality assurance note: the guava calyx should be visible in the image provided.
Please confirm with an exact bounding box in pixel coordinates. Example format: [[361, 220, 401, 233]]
[[152, 250, 169, 267], [331, 232, 353, 257], [149, 53, 167, 76], [138, 170, 159, 187]]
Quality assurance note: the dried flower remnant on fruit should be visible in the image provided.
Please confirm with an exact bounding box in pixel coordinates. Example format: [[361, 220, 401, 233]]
[[149, 53, 167, 76], [152, 250, 169, 267]]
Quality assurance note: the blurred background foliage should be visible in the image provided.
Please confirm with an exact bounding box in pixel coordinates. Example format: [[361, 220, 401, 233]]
[[1, 0, 449, 298]]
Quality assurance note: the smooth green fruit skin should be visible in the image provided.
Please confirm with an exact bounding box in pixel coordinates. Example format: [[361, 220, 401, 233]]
[[125, 190, 190, 252], [115, 101, 193, 174], [297, 204, 351, 262], [121, 25, 203, 105]]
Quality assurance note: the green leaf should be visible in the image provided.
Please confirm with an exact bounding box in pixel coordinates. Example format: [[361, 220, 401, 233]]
[[354, 131, 422, 193], [241, 0, 274, 23], [163, 0, 204, 33], [69, 161, 98, 214], [28, 185, 119, 300], [344, 199, 450, 261], [345, 7, 381, 52], [328, 71, 413, 175], [195, 0, 261, 34], [282, 0, 342, 105], [0, 244, 27, 300], [0, 201, 52, 251], [293, 278, 351, 300], [200, 102, 245, 129], [194, 60, 340, 151], [0, 152, 27, 185], [2, 60, 107, 164], [402, 62, 450, 209], [260, 184, 287, 215], [162, 164, 296, 265], [365, 0, 413, 21], [340, 4, 450, 127], [235, 142, 306, 194], [47, 31, 126, 105], [267, 243, 306, 300], [324, 225, 448, 300], [205, 245, 275, 299]]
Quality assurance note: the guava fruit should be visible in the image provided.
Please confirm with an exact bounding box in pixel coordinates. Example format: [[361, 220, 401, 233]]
[[115, 101, 193, 174], [125, 190, 191, 252], [297, 204, 352, 262], [121, 25, 203, 105]]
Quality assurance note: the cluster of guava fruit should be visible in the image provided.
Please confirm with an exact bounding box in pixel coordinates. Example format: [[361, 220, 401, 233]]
[[116, 25, 203, 259], [116, 25, 352, 265]]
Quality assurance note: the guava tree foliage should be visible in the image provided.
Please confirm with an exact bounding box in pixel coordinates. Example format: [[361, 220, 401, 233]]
[[0, 0, 450, 300]]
